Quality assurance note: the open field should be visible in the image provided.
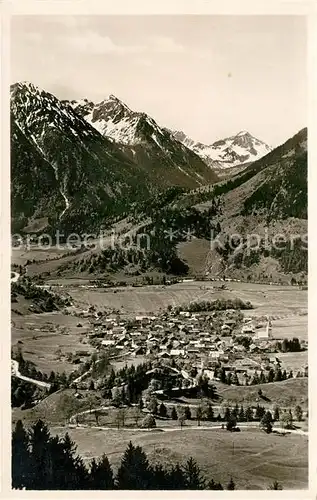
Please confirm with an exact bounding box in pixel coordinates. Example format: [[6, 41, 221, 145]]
[[169, 378, 308, 410], [12, 313, 94, 374], [272, 317, 308, 340], [212, 378, 308, 409], [58, 279, 307, 339], [60, 279, 307, 320], [275, 352, 308, 372], [12, 245, 78, 267], [49, 426, 308, 490]]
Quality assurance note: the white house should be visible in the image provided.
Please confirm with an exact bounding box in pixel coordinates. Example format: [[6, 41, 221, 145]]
[[170, 349, 185, 356], [101, 339, 116, 346]]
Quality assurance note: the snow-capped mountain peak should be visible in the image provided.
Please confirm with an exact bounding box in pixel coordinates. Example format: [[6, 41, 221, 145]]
[[172, 129, 272, 169], [10, 82, 98, 143], [68, 94, 167, 146]]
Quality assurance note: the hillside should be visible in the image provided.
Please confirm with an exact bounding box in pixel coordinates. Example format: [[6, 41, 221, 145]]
[[213, 378, 308, 409], [176, 128, 308, 282], [11, 82, 154, 234], [12, 82, 307, 285], [11, 83, 218, 236]]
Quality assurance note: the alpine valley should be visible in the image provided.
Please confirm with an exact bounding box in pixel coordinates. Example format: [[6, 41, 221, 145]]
[[11, 82, 307, 284], [11, 85, 308, 494]]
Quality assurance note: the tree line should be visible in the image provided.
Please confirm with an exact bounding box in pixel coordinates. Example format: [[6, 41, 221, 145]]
[[12, 419, 285, 490], [174, 298, 253, 313], [214, 365, 302, 386], [12, 419, 226, 490]]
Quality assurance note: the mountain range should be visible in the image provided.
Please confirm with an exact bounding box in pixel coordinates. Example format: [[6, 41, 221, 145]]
[[10, 80, 307, 284], [64, 95, 218, 188], [11, 82, 217, 233], [172, 130, 272, 170]]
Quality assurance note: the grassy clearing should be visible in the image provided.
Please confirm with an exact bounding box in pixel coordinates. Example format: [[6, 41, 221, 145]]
[[48, 426, 308, 490], [169, 378, 308, 410], [11, 245, 77, 267], [212, 378, 308, 409], [63, 280, 307, 318], [12, 313, 93, 374], [275, 351, 308, 372], [12, 389, 103, 426]]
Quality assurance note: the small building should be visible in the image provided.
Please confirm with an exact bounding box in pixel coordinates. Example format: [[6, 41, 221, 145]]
[[101, 339, 115, 346], [170, 349, 185, 357], [241, 324, 255, 334], [221, 324, 231, 333]]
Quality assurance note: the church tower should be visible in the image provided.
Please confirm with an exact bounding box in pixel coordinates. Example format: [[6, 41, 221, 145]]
[[266, 319, 272, 339]]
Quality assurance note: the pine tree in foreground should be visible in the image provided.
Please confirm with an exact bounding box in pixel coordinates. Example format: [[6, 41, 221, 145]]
[[12, 420, 31, 489], [182, 457, 206, 489], [227, 477, 236, 490], [115, 441, 152, 489], [89, 454, 114, 489], [269, 480, 283, 490], [12, 418, 285, 491]]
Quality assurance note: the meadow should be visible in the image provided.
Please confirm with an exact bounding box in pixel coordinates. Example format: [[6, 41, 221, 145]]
[[49, 425, 308, 490], [12, 313, 94, 374]]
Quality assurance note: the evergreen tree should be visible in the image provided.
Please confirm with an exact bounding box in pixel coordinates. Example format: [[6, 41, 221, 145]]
[[184, 405, 192, 420], [115, 442, 152, 489], [226, 416, 237, 432], [260, 411, 273, 433], [208, 479, 224, 490], [112, 387, 122, 407], [269, 480, 283, 490], [245, 407, 253, 422], [255, 404, 265, 420], [89, 454, 114, 489], [231, 371, 239, 385], [182, 457, 206, 489], [58, 433, 88, 489], [227, 477, 235, 490], [267, 369, 275, 383], [224, 407, 231, 422], [151, 464, 169, 489], [205, 404, 214, 421], [281, 409, 294, 429], [147, 396, 158, 415], [274, 368, 282, 382], [220, 367, 227, 383], [12, 420, 31, 489], [171, 406, 178, 420], [28, 419, 52, 489], [196, 405, 203, 426], [158, 402, 167, 418], [294, 405, 303, 421], [231, 403, 239, 419], [168, 464, 186, 489], [259, 371, 266, 384]]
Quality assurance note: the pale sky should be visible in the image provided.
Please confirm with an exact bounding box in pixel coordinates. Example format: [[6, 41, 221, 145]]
[[11, 15, 307, 147]]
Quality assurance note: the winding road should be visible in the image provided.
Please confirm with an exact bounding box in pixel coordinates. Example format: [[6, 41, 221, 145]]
[[59, 420, 308, 436], [11, 359, 51, 390]]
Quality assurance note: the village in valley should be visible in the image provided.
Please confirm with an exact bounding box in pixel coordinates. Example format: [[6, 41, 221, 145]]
[[10, 14, 308, 491], [72, 299, 308, 393]]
